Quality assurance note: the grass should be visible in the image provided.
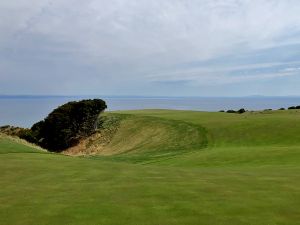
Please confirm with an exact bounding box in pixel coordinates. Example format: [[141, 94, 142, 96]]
[[79, 114, 208, 163], [116, 109, 300, 147], [0, 135, 44, 154], [1, 109, 300, 224]]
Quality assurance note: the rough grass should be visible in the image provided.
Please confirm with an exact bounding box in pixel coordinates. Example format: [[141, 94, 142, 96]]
[[1, 109, 300, 225], [66, 114, 208, 162], [0, 134, 45, 154], [116, 109, 300, 147]]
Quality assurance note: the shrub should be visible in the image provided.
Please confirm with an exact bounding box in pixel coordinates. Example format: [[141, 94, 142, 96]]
[[0, 125, 10, 129], [18, 129, 37, 144], [226, 110, 236, 113], [279, 108, 285, 110], [288, 106, 296, 110], [237, 108, 246, 114], [226, 109, 246, 114]]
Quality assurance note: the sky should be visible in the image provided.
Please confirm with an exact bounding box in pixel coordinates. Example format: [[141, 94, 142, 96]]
[[1, 0, 300, 97]]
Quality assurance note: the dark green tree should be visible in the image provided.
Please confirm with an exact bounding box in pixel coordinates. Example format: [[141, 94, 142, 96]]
[[31, 99, 107, 152], [226, 110, 236, 113], [237, 108, 246, 114]]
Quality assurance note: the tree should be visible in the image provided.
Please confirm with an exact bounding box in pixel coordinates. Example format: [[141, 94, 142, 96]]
[[31, 99, 107, 152], [18, 129, 37, 144], [237, 108, 246, 114], [226, 109, 246, 114], [226, 110, 236, 113]]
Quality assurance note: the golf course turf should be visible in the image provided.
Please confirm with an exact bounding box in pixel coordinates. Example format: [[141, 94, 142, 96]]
[[1, 109, 300, 225]]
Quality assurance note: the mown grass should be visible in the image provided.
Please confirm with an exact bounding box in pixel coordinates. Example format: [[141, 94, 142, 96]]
[[0, 136, 44, 154], [1, 109, 300, 225]]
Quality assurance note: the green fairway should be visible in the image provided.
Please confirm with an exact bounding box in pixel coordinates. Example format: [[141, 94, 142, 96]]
[[1, 109, 300, 225]]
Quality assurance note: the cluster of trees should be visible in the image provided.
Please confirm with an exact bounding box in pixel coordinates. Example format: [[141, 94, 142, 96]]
[[269, 106, 300, 111], [0, 125, 29, 137], [287, 106, 300, 110], [219, 105, 300, 113], [219, 108, 246, 114], [21, 99, 107, 152]]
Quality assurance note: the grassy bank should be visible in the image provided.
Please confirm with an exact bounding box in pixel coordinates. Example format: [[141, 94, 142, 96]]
[[1, 109, 300, 225]]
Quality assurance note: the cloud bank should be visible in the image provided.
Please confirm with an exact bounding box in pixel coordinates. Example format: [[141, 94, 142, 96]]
[[1, 0, 300, 96]]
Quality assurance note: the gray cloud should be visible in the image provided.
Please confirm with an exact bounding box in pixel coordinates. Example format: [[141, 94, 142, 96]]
[[1, 0, 300, 95]]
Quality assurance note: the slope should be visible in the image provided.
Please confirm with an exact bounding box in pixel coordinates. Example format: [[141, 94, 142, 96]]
[[65, 114, 208, 162]]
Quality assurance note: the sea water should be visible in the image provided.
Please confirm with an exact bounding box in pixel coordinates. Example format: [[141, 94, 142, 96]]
[[1, 96, 300, 127]]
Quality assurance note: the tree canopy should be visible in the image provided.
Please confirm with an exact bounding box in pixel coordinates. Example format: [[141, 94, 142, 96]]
[[30, 99, 107, 152]]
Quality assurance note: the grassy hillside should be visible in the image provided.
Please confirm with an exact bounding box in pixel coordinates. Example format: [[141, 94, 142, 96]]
[[1, 109, 300, 225], [0, 134, 44, 154], [66, 114, 208, 163], [116, 109, 300, 147]]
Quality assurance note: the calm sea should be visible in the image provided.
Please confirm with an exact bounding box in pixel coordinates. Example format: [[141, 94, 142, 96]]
[[1, 96, 300, 128]]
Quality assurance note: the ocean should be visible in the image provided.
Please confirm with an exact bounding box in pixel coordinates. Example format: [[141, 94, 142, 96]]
[[1, 96, 300, 128]]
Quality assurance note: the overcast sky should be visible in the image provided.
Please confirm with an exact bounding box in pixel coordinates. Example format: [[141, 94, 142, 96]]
[[1, 0, 300, 96]]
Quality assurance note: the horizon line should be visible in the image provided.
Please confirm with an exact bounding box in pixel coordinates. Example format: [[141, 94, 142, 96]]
[[1, 94, 300, 99]]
